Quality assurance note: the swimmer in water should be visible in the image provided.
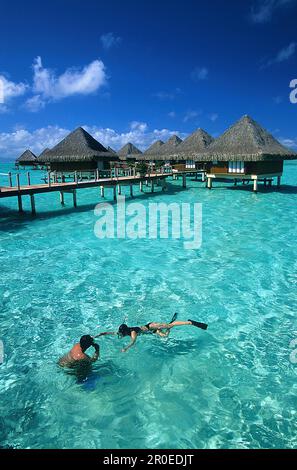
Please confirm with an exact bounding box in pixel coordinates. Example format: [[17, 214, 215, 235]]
[[95, 315, 208, 353], [58, 335, 100, 368]]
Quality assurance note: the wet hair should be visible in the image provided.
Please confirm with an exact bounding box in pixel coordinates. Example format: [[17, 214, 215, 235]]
[[118, 324, 130, 337], [80, 335, 94, 352]]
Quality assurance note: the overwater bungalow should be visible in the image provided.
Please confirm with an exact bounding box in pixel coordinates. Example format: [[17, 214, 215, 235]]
[[139, 135, 182, 166], [202, 115, 297, 191], [118, 142, 142, 162], [144, 139, 165, 155], [16, 149, 38, 167], [168, 129, 213, 170], [37, 127, 118, 172]]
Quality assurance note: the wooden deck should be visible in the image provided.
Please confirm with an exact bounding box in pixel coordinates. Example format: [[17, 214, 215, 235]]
[[0, 173, 169, 198]]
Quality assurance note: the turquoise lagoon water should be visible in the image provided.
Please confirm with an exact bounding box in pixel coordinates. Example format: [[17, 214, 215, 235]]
[[0, 162, 296, 449]]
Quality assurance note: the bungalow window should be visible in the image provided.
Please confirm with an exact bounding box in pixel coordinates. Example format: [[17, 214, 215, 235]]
[[186, 160, 195, 168], [228, 161, 245, 173]]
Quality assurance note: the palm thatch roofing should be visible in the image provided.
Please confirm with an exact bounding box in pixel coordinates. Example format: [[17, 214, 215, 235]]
[[140, 135, 183, 161], [38, 127, 116, 162], [144, 139, 165, 154], [16, 149, 37, 163], [117, 142, 142, 161], [107, 146, 116, 154], [198, 115, 297, 162], [118, 142, 142, 156], [38, 148, 50, 159]]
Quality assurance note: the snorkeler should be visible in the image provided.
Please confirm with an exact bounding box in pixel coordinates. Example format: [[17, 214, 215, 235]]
[[58, 335, 100, 368], [95, 314, 208, 353]]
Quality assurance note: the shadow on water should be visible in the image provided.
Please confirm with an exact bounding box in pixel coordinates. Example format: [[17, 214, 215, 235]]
[[0, 182, 186, 233], [147, 337, 203, 357], [223, 183, 297, 194], [62, 360, 130, 391]]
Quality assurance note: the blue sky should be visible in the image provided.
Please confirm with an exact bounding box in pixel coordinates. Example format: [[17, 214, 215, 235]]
[[0, 0, 297, 159]]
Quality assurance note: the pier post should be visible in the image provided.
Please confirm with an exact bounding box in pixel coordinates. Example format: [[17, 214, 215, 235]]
[[17, 194, 23, 212], [48, 171, 51, 187], [277, 176, 281, 187], [30, 194, 36, 215], [100, 186, 104, 198], [8, 172, 12, 187], [161, 179, 167, 191], [96, 169, 99, 181], [201, 172, 205, 182], [145, 179, 149, 186], [73, 189, 77, 207], [130, 184, 133, 197], [151, 180, 154, 193], [27, 172, 31, 186], [207, 177, 212, 189], [74, 171, 78, 184], [182, 174, 186, 188], [195, 172, 198, 180], [234, 179, 237, 186], [113, 186, 116, 201], [60, 191, 65, 205], [117, 185, 121, 195], [253, 178, 258, 193], [16, 173, 21, 191], [139, 181, 143, 192]]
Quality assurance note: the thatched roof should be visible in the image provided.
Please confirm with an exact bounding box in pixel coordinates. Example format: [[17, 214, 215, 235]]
[[16, 149, 37, 163], [38, 127, 116, 162], [38, 148, 50, 159], [107, 146, 116, 154], [118, 142, 142, 156], [144, 140, 165, 154], [199, 115, 297, 161], [139, 135, 183, 161], [177, 129, 213, 153]]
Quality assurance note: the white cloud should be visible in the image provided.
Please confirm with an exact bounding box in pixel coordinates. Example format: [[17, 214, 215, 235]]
[[0, 122, 188, 160], [183, 110, 200, 123], [168, 111, 176, 118], [261, 42, 296, 68], [0, 75, 28, 112], [24, 94, 46, 112], [191, 67, 208, 81], [250, 0, 295, 24], [0, 126, 69, 159], [280, 137, 297, 148], [28, 56, 107, 105], [85, 121, 187, 150], [100, 32, 122, 50]]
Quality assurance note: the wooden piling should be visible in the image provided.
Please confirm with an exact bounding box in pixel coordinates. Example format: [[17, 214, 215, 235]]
[[253, 178, 258, 192], [130, 184, 133, 197], [182, 174, 186, 188], [60, 191, 65, 205], [277, 176, 281, 187], [113, 186, 116, 201], [30, 194, 36, 214], [27, 172, 31, 186], [73, 189, 77, 207], [207, 177, 212, 189], [100, 186, 104, 197], [139, 181, 143, 192], [8, 172, 12, 187]]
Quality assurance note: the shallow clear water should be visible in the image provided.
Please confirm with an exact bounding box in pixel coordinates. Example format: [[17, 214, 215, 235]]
[[0, 162, 296, 449]]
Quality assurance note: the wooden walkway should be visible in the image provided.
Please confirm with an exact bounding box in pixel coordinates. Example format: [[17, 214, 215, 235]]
[[0, 172, 172, 214]]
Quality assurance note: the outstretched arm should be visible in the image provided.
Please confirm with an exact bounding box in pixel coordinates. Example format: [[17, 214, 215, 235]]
[[154, 329, 170, 337], [121, 331, 137, 353], [93, 331, 117, 338]]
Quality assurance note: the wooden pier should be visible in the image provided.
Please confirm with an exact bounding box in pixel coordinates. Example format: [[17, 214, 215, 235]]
[[0, 172, 172, 214]]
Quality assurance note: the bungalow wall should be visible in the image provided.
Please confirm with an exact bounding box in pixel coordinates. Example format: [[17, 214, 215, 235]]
[[49, 159, 112, 172], [208, 160, 283, 175]]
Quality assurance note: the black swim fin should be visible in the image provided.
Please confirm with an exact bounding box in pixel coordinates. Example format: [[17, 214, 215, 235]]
[[188, 319, 208, 330], [170, 312, 178, 324]]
